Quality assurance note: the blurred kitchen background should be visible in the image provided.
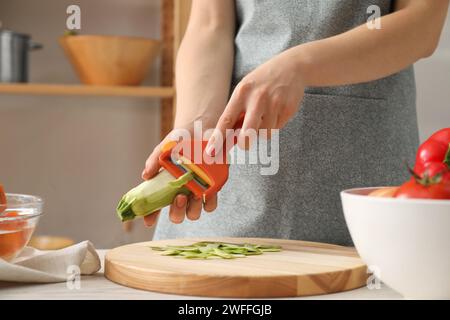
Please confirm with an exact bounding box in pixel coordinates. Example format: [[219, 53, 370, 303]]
[[0, 1, 449, 248]]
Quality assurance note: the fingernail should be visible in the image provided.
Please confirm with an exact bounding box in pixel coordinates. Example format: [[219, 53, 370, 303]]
[[176, 196, 186, 208]]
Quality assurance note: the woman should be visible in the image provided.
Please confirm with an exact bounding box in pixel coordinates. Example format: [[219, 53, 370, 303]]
[[142, 0, 449, 245]]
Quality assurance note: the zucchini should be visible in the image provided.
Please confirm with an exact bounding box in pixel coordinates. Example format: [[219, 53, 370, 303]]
[[116, 170, 193, 222]]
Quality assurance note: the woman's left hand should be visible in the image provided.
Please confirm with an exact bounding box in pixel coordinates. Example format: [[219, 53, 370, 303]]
[[206, 51, 305, 155]]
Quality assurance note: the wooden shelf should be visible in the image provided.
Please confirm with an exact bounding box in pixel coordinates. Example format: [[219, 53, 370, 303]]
[[0, 83, 175, 98]]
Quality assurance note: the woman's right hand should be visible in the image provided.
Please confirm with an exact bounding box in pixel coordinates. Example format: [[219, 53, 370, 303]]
[[141, 133, 218, 228]]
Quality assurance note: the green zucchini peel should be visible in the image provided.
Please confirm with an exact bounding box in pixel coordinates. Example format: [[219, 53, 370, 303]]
[[150, 242, 282, 260]]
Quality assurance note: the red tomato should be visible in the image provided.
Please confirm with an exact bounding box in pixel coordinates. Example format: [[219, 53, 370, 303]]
[[421, 162, 449, 178], [0, 212, 26, 231], [395, 174, 450, 200], [3, 211, 19, 217], [0, 184, 6, 214]]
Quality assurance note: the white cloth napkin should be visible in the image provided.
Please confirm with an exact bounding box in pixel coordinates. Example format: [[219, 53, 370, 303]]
[[0, 241, 101, 283]]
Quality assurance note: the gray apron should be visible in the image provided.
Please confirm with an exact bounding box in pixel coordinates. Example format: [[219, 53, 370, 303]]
[[154, 0, 419, 245]]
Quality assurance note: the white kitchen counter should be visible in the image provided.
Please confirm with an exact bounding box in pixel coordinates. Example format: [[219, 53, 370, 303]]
[[0, 250, 402, 300]]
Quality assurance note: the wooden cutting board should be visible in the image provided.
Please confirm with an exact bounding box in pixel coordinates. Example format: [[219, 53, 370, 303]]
[[104, 237, 367, 298]]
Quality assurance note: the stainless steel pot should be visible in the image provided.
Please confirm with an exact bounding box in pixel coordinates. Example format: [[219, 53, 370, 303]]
[[0, 29, 42, 83]]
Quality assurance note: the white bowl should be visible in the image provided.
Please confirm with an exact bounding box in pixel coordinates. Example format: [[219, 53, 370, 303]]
[[341, 187, 450, 299]]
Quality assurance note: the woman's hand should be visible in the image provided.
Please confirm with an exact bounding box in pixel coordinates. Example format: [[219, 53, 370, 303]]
[[139, 0, 236, 227], [141, 132, 218, 227], [206, 51, 306, 155]]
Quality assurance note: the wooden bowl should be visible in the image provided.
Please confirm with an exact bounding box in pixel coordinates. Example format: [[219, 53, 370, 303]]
[[60, 35, 161, 86], [29, 236, 75, 250]]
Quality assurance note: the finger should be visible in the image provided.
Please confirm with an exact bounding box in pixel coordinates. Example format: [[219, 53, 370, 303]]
[[237, 92, 266, 149], [276, 110, 292, 129], [186, 197, 202, 221], [203, 194, 218, 213], [276, 96, 301, 129], [206, 82, 250, 156], [259, 109, 277, 140], [238, 113, 262, 150], [142, 146, 162, 180], [169, 194, 188, 224], [143, 211, 160, 227]]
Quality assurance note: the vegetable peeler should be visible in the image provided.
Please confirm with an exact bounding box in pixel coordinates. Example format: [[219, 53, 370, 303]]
[[159, 113, 245, 203]]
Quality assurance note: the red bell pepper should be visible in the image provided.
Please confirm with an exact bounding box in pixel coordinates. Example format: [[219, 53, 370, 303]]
[[414, 128, 450, 178]]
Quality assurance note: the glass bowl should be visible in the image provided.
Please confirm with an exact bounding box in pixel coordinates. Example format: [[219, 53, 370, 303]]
[[0, 193, 43, 261]]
